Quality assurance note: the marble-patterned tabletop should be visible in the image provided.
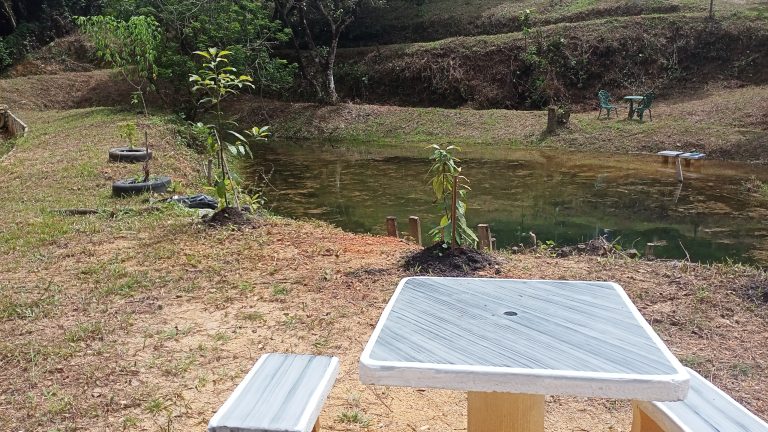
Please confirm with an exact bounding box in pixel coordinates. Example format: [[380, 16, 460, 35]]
[[360, 277, 689, 401]]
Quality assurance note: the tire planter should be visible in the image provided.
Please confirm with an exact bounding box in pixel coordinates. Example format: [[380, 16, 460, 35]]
[[108, 147, 152, 163], [112, 176, 172, 197]]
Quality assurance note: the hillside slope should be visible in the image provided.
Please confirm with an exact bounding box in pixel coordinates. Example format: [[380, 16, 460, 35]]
[[333, 14, 768, 108]]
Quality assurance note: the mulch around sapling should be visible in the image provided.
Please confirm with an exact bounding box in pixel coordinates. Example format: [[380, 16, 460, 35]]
[[403, 242, 503, 276], [205, 206, 257, 227]]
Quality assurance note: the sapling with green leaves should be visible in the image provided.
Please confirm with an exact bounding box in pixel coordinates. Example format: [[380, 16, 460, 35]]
[[118, 122, 138, 150], [189, 48, 270, 210], [427, 144, 478, 249], [75, 15, 161, 116]]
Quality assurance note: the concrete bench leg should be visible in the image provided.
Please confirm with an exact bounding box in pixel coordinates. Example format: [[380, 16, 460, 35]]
[[467, 392, 544, 432], [631, 401, 665, 432]]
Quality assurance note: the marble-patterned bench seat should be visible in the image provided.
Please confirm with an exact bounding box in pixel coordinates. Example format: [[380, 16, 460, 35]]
[[208, 353, 340, 432], [632, 367, 768, 432]]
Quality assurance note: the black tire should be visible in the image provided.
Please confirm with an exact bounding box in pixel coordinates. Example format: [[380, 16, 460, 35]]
[[112, 176, 172, 197], [108, 147, 152, 163]]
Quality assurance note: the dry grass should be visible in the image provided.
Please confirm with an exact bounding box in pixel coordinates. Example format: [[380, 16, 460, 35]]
[[0, 107, 767, 431]]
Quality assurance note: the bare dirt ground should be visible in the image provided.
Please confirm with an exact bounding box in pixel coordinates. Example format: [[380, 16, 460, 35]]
[[0, 108, 767, 431]]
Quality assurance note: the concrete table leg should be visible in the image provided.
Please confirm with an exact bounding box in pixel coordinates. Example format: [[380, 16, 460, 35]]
[[467, 392, 544, 432], [630, 401, 664, 432]]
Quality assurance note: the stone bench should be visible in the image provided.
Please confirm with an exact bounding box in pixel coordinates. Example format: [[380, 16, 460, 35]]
[[632, 367, 768, 432], [657, 151, 706, 167], [208, 353, 340, 432]]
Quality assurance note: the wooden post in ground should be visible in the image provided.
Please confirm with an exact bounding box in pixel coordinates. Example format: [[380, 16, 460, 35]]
[[386, 216, 398, 238], [491, 237, 497, 251], [675, 157, 684, 183], [408, 216, 422, 246], [645, 243, 655, 258], [546, 106, 558, 134], [467, 392, 545, 432], [477, 224, 492, 251]]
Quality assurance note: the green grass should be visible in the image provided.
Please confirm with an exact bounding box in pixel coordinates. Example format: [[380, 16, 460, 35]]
[[0, 108, 204, 256], [64, 321, 105, 344], [337, 410, 372, 427]]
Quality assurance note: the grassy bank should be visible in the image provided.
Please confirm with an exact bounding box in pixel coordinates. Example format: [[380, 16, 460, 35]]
[[241, 83, 768, 163], [1, 107, 767, 430], [345, 0, 764, 45], [334, 13, 768, 109]]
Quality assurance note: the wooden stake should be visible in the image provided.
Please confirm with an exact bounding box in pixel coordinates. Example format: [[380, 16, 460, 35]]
[[386, 216, 398, 238], [312, 418, 321, 432], [645, 243, 655, 258], [451, 175, 458, 250], [408, 216, 422, 246], [467, 392, 544, 432], [142, 131, 150, 182], [477, 224, 492, 251], [675, 157, 684, 183], [630, 402, 665, 432]]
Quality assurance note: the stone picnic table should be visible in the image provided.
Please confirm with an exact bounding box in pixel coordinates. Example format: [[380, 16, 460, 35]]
[[624, 95, 645, 119], [359, 277, 689, 432]]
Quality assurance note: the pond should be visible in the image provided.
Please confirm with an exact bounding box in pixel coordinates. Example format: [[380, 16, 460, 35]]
[[244, 142, 768, 266]]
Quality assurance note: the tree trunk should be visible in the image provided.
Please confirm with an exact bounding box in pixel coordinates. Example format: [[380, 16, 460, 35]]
[[0, 0, 15, 37], [325, 33, 339, 104]]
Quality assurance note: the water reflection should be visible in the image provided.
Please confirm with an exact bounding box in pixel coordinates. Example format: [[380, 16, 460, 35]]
[[243, 142, 768, 266]]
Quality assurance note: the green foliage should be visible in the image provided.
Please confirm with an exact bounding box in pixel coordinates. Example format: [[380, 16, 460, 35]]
[[0, 0, 103, 72], [519, 9, 534, 38], [0, 38, 11, 70], [104, 0, 295, 100], [75, 15, 161, 115], [190, 48, 271, 210], [117, 122, 138, 149], [426, 144, 478, 248]]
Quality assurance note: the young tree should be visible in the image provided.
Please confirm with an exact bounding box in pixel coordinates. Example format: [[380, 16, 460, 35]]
[[190, 48, 270, 210], [427, 145, 478, 249], [76, 15, 161, 116], [272, 0, 385, 104]]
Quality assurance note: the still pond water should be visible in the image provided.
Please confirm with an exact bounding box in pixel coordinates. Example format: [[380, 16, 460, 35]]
[[245, 142, 768, 266]]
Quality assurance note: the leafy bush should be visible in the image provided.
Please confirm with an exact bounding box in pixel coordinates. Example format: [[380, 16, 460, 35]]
[[0, 38, 11, 71], [104, 0, 295, 104]]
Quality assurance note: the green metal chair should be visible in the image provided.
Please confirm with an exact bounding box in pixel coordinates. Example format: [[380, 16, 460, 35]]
[[634, 91, 655, 121], [597, 90, 619, 119]]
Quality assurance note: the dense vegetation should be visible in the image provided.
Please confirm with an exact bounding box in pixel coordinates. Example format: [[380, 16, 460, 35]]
[[0, 0, 103, 70]]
